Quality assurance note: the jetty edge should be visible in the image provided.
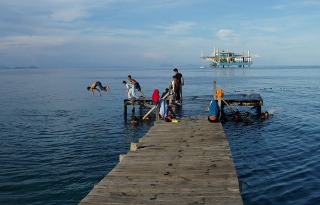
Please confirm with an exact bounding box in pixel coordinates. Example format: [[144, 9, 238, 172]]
[[79, 117, 243, 204]]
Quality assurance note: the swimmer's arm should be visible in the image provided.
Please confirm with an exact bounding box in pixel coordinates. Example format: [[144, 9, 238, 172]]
[[94, 88, 102, 96]]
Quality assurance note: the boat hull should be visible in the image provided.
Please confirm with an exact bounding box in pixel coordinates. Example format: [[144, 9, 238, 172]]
[[210, 61, 253, 68]]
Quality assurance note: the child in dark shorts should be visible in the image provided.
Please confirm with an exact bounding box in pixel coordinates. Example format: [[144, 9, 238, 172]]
[[128, 75, 146, 98]]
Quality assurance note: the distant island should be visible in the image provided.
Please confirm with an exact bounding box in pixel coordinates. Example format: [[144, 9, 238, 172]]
[[159, 63, 174, 67], [0, 65, 39, 69]]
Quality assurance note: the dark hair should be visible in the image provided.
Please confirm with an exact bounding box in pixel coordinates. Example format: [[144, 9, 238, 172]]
[[128, 75, 131, 78], [87, 86, 91, 90], [122, 80, 127, 84], [131, 116, 138, 124], [131, 116, 138, 121], [173, 68, 178, 72]]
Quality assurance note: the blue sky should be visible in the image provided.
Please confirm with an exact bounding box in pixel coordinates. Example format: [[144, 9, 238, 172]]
[[1, 0, 320, 68]]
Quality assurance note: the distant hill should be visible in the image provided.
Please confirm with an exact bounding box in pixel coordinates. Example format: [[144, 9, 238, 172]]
[[159, 63, 174, 67], [0, 65, 39, 69]]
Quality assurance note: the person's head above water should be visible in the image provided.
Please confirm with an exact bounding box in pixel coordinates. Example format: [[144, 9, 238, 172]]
[[261, 111, 269, 120], [131, 116, 138, 124]]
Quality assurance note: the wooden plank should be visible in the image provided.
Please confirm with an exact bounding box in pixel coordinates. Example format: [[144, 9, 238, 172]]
[[79, 118, 242, 205], [124, 99, 154, 106]]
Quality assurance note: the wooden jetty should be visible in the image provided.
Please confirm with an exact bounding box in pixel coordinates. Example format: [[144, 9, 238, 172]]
[[220, 93, 263, 114], [79, 118, 243, 205], [212, 81, 263, 115], [124, 99, 154, 112]]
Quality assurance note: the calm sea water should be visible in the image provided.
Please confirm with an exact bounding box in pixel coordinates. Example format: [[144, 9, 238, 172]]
[[0, 66, 319, 205]]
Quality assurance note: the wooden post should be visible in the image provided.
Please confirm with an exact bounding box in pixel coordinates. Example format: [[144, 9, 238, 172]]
[[168, 82, 173, 105], [124, 100, 128, 118], [213, 80, 216, 104], [214, 81, 222, 118], [257, 105, 262, 115], [131, 99, 135, 112], [156, 105, 159, 121], [130, 142, 138, 151], [119, 154, 126, 162], [180, 84, 183, 103]]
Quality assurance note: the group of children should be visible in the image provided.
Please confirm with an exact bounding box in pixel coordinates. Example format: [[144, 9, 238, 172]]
[[122, 75, 146, 99], [86, 69, 184, 124], [86, 68, 183, 102], [86, 75, 145, 98], [122, 68, 184, 104]]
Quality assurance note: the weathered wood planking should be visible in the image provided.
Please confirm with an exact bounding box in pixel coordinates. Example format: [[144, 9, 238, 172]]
[[79, 117, 242, 205]]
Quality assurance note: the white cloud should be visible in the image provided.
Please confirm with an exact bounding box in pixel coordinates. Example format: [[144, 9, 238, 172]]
[[0, 35, 69, 51], [50, 8, 87, 22], [155, 21, 195, 35], [216, 29, 240, 40]]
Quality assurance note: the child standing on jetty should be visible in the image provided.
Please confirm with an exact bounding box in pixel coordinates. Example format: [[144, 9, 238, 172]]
[[173, 68, 184, 101]]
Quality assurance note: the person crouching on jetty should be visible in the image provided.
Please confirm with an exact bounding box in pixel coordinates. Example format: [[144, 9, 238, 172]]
[[87, 81, 109, 96], [123, 80, 138, 100], [208, 99, 220, 123]]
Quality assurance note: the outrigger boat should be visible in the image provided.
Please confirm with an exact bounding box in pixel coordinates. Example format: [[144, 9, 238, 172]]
[[201, 47, 252, 68]]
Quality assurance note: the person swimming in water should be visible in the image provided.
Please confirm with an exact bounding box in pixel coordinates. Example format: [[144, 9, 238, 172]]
[[243, 111, 253, 124], [261, 111, 269, 120], [130, 116, 139, 124], [232, 111, 243, 122], [87, 81, 109, 96]]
